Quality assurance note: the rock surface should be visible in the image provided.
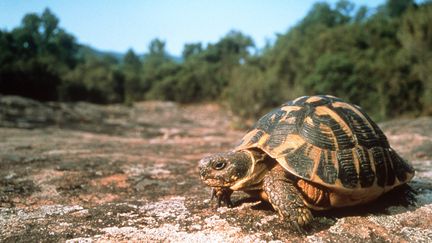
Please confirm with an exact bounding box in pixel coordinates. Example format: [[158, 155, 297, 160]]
[[0, 95, 431, 242]]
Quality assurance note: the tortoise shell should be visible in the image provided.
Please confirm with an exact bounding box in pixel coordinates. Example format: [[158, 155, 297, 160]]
[[235, 95, 415, 195]]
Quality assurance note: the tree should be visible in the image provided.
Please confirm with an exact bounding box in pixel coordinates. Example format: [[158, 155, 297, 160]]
[[2, 2, 432, 121], [385, 0, 416, 17], [0, 8, 79, 101], [398, 2, 432, 115], [354, 6, 369, 22], [124, 49, 141, 70], [182, 43, 202, 59], [299, 1, 353, 30], [61, 54, 124, 103], [149, 38, 167, 56], [142, 38, 179, 99], [122, 49, 142, 103]]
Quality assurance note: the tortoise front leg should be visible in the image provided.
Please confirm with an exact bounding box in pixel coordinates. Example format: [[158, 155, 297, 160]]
[[263, 165, 313, 232], [211, 187, 233, 208]]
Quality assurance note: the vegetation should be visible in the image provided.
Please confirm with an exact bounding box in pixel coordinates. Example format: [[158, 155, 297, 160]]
[[1, 0, 431, 121]]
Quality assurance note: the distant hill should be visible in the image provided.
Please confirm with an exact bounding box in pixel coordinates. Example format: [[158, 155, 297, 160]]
[[77, 45, 182, 63], [170, 55, 183, 63], [78, 45, 125, 61]]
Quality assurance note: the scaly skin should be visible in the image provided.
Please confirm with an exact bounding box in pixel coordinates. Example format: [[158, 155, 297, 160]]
[[263, 165, 313, 232], [200, 150, 312, 232]]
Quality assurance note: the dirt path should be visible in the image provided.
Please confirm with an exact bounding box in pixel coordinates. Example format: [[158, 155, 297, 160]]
[[1, 96, 431, 242]]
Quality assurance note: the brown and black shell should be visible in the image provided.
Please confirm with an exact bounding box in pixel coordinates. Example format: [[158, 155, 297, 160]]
[[235, 95, 415, 193]]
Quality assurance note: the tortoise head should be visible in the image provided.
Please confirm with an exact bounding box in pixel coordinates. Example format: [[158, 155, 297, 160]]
[[199, 151, 253, 188], [199, 150, 268, 189]]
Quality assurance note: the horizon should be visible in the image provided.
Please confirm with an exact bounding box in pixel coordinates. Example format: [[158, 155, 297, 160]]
[[1, 0, 387, 56]]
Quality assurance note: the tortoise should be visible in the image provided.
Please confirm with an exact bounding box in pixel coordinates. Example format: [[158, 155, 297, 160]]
[[199, 95, 415, 230]]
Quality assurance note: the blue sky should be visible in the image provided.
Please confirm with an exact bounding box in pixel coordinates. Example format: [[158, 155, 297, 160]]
[[0, 0, 386, 56]]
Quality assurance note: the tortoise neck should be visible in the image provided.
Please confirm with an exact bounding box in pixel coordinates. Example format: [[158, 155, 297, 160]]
[[230, 149, 274, 191]]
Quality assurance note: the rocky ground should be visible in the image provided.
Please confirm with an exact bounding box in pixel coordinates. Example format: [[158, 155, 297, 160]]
[[0, 95, 431, 242]]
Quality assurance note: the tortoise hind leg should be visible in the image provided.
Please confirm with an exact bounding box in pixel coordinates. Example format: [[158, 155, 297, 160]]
[[263, 165, 313, 232]]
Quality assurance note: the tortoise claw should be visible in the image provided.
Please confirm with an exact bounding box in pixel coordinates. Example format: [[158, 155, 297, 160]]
[[291, 221, 306, 234], [210, 187, 233, 208], [210, 188, 216, 201]]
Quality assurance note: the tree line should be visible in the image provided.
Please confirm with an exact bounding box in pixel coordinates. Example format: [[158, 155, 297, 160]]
[[0, 0, 431, 121]]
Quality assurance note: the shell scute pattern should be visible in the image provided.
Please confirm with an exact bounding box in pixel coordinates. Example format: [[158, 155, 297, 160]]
[[236, 95, 414, 190], [354, 147, 375, 188], [284, 143, 315, 178], [316, 150, 338, 184], [369, 146, 387, 187], [331, 102, 389, 149], [336, 149, 358, 188], [390, 150, 414, 182]]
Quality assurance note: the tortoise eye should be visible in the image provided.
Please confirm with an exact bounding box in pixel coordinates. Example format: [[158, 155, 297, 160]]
[[213, 161, 226, 170]]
